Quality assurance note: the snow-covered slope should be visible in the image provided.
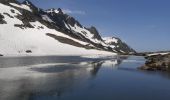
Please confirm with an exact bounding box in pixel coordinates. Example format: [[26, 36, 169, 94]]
[[0, 0, 135, 56]]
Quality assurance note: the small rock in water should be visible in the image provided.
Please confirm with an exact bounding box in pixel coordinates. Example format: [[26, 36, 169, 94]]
[[26, 50, 32, 53]]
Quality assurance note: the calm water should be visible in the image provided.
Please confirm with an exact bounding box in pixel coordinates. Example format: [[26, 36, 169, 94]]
[[0, 56, 170, 100]]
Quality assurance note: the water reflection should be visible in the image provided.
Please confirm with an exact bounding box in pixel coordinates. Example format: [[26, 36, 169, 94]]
[[1, 56, 170, 100], [88, 61, 103, 77], [0, 56, 119, 68], [0, 57, 123, 100]]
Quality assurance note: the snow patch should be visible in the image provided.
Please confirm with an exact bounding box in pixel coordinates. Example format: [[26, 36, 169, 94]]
[[41, 15, 54, 23], [147, 52, 170, 56], [103, 37, 118, 44], [46, 9, 59, 13]]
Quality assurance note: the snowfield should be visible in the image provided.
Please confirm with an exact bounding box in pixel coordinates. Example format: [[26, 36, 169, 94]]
[[0, 3, 116, 56]]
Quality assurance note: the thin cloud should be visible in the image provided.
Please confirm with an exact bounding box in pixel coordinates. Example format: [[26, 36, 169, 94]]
[[62, 9, 86, 15]]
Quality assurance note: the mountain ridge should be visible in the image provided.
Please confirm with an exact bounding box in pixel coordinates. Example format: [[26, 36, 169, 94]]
[[0, 0, 135, 56]]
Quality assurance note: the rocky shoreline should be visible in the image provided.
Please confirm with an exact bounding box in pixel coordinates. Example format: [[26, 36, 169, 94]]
[[140, 53, 170, 71]]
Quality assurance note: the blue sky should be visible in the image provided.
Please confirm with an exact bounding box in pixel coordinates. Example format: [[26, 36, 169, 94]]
[[19, 0, 170, 52]]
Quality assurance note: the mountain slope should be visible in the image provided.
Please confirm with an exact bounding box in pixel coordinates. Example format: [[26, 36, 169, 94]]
[[103, 37, 135, 54], [0, 0, 135, 56]]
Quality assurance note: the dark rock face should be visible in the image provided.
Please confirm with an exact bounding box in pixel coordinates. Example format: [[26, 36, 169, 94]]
[[14, 23, 34, 29], [0, 54, 3, 56], [57, 8, 63, 14], [140, 53, 170, 71], [10, 9, 15, 13], [86, 26, 103, 41], [66, 16, 76, 27], [26, 50, 32, 53], [66, 16, 82, 28], [115, 38, 135, 54], [0, 13, 4, 19], [46, 33, 94, 50], [0, 13, 7, 24], [3, 12, 14, 18], [45, 8, 68, 28]]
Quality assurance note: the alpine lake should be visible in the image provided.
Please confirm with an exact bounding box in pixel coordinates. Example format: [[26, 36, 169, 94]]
[[0, 55, 170, 100]]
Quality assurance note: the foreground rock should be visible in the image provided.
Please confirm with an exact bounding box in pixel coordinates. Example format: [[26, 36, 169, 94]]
[[140, 53, 170, 71]]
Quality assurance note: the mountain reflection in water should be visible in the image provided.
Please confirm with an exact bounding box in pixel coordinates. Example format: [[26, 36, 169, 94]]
[[1, 56, 170, 100], [0, 56, 124, 100]]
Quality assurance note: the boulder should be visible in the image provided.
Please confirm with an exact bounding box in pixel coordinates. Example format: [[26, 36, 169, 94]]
[[26, 50, 32, 53], [0, 13, 7, 24]]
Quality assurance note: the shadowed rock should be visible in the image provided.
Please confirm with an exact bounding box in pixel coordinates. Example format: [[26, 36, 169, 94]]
[[86, 26, 103, 41], [0, 13, 7, 24]]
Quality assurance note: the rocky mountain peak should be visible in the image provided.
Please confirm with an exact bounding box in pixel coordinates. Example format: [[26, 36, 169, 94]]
[[57, 8, 63, 14], [22, 0, 39, 12], [22, 0, 32, 5]]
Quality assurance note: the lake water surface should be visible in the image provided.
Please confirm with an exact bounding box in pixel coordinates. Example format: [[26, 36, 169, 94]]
[[0, 56, 170, 100]]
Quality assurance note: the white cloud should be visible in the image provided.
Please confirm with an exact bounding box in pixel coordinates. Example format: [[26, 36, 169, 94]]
[[62, 9, 86, 15]]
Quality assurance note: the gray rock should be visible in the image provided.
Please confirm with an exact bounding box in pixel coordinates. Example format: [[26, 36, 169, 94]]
[[26, 50, 32, 53], [140, 53, 170, 71], [0, 13, 7, 24]]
